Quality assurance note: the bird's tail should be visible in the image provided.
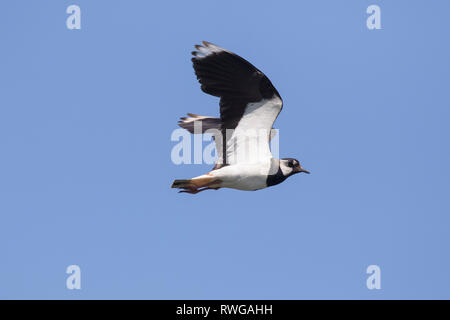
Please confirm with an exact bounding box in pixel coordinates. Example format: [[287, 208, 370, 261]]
[[178, 113, 220, 134], [171, 179, 194, 189]]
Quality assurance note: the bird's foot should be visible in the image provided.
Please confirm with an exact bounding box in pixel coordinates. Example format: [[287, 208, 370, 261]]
[[178, 187, 220, 194]]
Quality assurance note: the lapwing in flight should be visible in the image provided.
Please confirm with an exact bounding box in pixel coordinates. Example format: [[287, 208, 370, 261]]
[[172, 41, 309, 194]]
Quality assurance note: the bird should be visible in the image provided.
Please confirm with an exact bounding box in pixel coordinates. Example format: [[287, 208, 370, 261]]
[[171, 41, 309, 194]]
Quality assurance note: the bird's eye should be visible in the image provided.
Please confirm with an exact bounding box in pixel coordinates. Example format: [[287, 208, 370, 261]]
[[288, 161, 294, 167]]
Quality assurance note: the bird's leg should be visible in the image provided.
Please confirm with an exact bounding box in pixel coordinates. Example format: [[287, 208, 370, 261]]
[[178, 185, 199, 194], [178, 187, 206, 194], [178, 187, 220, 194], [177, 178, 222, 194]]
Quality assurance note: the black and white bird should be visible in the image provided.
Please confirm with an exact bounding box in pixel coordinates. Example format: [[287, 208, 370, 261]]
[[171, 41, 309, 194]]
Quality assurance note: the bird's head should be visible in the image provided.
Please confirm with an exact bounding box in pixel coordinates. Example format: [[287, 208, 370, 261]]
[[280, 158, 310, 177]]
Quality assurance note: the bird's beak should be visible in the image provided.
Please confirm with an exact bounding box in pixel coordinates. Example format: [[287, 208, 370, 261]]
[[295, 166, 310, 174]]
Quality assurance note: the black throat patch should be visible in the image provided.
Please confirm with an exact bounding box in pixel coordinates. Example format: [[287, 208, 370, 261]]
[[266, 159, 288, 187]]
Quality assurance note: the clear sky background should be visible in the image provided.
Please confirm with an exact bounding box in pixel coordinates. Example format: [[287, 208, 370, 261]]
[[1, 0, 449, 299]]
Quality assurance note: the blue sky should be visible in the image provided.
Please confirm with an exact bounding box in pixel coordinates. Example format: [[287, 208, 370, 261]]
[[1, 0, 449, 299]]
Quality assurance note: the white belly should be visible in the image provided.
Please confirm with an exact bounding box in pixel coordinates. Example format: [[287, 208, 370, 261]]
[[210, 162, 271, 191]]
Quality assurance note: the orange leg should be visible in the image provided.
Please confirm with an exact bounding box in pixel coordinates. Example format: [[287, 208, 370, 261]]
[[178, 186, 221, 194]]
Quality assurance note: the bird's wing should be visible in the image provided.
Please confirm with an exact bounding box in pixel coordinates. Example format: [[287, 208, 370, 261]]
[[192, 41, 283, 166], [178, 113, 278, 169], [177, 113, 224, 169]]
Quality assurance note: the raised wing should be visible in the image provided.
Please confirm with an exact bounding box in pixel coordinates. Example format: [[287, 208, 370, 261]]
[[191, 41, 283, 166], [178, 113, 279, 170]]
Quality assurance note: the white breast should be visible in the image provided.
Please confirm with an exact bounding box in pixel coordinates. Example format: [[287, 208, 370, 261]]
[[210, 161, 272, 191]]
